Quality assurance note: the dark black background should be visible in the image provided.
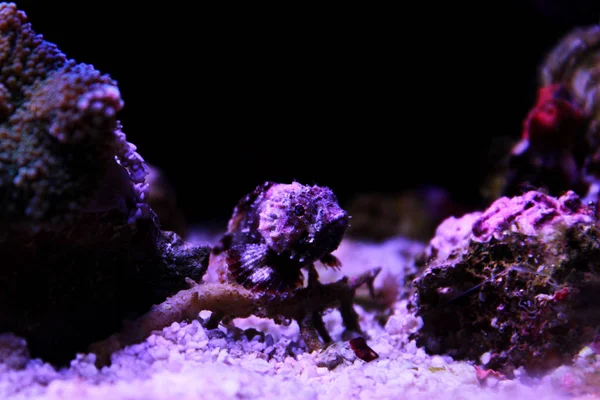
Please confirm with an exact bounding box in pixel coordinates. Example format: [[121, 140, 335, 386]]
[[12, 0, 600, 224]]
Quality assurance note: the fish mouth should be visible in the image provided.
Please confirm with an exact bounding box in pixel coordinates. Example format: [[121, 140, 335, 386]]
[[312, 211, 349, 256], [279, 210, 349, 264]]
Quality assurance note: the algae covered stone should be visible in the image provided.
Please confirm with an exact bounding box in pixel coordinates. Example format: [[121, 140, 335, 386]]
[[410, 190, 600, 375]]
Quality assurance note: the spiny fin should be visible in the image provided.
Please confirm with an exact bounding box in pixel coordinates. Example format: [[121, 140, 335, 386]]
[[320, 253, 342, 270], [225, 243, 303, 292], [226, 181, 276, 233]]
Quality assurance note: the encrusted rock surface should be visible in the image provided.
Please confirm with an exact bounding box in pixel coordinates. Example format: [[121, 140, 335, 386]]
[[410, 190, 600, 376]]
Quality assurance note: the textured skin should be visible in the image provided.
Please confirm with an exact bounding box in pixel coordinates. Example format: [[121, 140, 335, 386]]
[[213, 181, 349, 292]]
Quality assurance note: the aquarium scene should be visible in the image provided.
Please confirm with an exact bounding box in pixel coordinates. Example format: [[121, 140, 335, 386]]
[[3, 1, 600, 399]]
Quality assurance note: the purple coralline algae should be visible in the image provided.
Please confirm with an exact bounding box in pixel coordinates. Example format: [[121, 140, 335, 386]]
[[409, 190, 600, 376], [0, 3, 209, 365]]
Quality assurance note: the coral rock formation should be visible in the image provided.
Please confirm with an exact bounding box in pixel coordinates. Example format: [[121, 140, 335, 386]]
[[485, 23, 600, 202], [0, 3, 147, 230], [0, 3, 209, 365], [410, 190, 600, 376]]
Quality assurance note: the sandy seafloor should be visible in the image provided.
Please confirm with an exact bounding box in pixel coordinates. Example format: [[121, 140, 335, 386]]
[[1, 229, 600, 400]]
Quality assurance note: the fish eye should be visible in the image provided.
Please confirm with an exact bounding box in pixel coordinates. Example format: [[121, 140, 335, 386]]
[[294, 205, 305, 216]]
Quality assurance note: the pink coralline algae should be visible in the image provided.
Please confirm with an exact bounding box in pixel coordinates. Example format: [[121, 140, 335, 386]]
[[0, 3, 209, 365], [484, 24, 600, 202], [501, 84, 589, 197], [409, 190, 600, 376]]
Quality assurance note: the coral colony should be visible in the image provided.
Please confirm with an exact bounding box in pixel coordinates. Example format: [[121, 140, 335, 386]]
[[0, 2, 210, 365], [4, 1, 600, 395]]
